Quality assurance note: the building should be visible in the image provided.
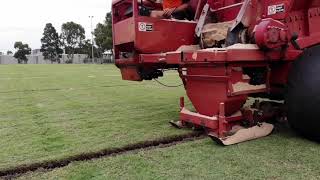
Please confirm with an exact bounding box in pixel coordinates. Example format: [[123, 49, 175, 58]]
[[32, 49, 42, 56], [103, 50, 114, 63]]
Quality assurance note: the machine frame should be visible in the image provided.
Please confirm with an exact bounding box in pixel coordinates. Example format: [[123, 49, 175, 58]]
[[112, 0, 320, 143]]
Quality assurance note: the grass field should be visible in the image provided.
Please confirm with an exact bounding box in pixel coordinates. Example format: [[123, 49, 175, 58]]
[[0, 64, 190, 169], [18, 135, 320, 180], [1, 64, 320, 180]]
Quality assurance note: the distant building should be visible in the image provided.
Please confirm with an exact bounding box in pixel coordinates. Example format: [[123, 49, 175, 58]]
[[32, 49, 42, 56], [103, 50, 114, 63]]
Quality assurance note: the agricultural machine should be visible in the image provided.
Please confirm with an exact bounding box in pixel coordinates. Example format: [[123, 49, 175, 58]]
[[112, 0, 320, 145]]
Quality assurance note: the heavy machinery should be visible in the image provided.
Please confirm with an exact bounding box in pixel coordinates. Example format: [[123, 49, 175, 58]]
[[112, 0, 320, 145]]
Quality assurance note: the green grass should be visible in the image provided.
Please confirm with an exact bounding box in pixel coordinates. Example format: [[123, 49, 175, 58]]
[[0, 64, 190, 169], [17, 130, 320, 180], [2, 64, 320, 180]]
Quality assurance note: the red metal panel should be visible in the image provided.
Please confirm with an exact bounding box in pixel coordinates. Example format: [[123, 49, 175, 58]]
[[116, 58, 142, 81], [139, 46, 302, 65], [185, 66, 228, 116], [114, 18, 135, 45], [134, 17, 197, 53], [116, 58, 138, 65], [139, 54, 166, 63], [308, 7, 320, 37], [194, 0, 207, 20], [297, 33, 320, 49], [208, 0, 243, 21], [284, 49, 302, 60], [140, 52, 182, 64], [112, 0, 124, 5], [165, 52, 183, 64], [183, 50, 227, 62], [184, 66, 247, 117], [180, 108, 219, 130], [183, 48, 265, 62], [180, 105, 244, 137], [119, 67, 142, 81], [227, 48, 265, 61]]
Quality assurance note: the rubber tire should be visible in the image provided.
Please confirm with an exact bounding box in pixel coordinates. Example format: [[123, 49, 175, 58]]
[[287, 45, 320, 141]]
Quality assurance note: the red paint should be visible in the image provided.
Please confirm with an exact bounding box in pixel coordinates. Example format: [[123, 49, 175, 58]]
[[255, 18, 289, 49], [112, 0, 320, 137]]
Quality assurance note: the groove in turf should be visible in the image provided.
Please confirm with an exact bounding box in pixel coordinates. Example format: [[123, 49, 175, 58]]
[[0, 132, 205, 178]]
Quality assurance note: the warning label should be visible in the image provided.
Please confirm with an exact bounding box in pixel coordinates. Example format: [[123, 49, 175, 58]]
[[268, 4, 285, 16], [138, 22, 153, 32]]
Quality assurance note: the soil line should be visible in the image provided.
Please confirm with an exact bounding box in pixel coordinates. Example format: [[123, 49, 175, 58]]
[[0, 131, 205, 178]]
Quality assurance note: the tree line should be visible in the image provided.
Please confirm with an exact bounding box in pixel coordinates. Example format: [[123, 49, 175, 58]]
[[13, 12, 113, 64]]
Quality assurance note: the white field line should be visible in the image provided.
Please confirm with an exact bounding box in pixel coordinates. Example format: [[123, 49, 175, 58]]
[[0, 77, 49, 80], [103, 73, 178, 77], [103, 75, 122, 77]]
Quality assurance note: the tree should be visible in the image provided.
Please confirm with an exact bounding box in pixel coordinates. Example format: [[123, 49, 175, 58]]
[[61, 22, 85, 63], [78, 39, 102, 60], [6, 51, 13, 55], [13, 42, 31, 64], [40, 23, 63, 63], [94, 12, 112, 53]]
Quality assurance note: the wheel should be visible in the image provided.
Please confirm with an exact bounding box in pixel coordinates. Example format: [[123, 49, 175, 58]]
[[287, 45, 320, 141]]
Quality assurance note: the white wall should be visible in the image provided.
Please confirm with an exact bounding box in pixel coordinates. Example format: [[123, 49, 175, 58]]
[[0, 55, 18, 64], [0, 54, 88, 64]]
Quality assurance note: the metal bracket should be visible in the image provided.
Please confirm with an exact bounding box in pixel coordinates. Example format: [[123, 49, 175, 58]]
[[195, 3, 210, 37]]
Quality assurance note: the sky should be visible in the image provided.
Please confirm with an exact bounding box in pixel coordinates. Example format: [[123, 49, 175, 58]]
[[0, 0, 112, 53]]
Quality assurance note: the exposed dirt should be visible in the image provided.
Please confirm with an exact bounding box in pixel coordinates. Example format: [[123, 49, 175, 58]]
[[0, 132, 205, 179]]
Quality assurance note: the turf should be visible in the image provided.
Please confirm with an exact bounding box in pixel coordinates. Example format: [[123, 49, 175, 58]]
[[2, 64, 320, 180], [17, 129, 320, 180], [0, 64, 190, 169]]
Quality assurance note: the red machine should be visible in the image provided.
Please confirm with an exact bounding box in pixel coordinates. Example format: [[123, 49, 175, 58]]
[[112, 0, 320, 144]]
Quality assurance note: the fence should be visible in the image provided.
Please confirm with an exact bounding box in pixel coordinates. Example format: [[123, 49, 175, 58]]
[[0, 54, 114, 64]]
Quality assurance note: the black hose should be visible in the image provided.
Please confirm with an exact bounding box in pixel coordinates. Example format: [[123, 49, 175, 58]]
[[153, 78, 183, 88]]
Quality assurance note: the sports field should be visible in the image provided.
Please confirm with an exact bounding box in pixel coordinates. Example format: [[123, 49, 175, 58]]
[[0, 64, 319, 180]]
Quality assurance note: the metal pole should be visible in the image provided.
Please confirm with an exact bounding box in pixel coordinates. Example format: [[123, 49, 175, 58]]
[[89, 16, 94, 63]]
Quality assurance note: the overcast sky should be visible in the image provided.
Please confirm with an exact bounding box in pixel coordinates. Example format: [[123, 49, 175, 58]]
[[0, 0, 112, 53]]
